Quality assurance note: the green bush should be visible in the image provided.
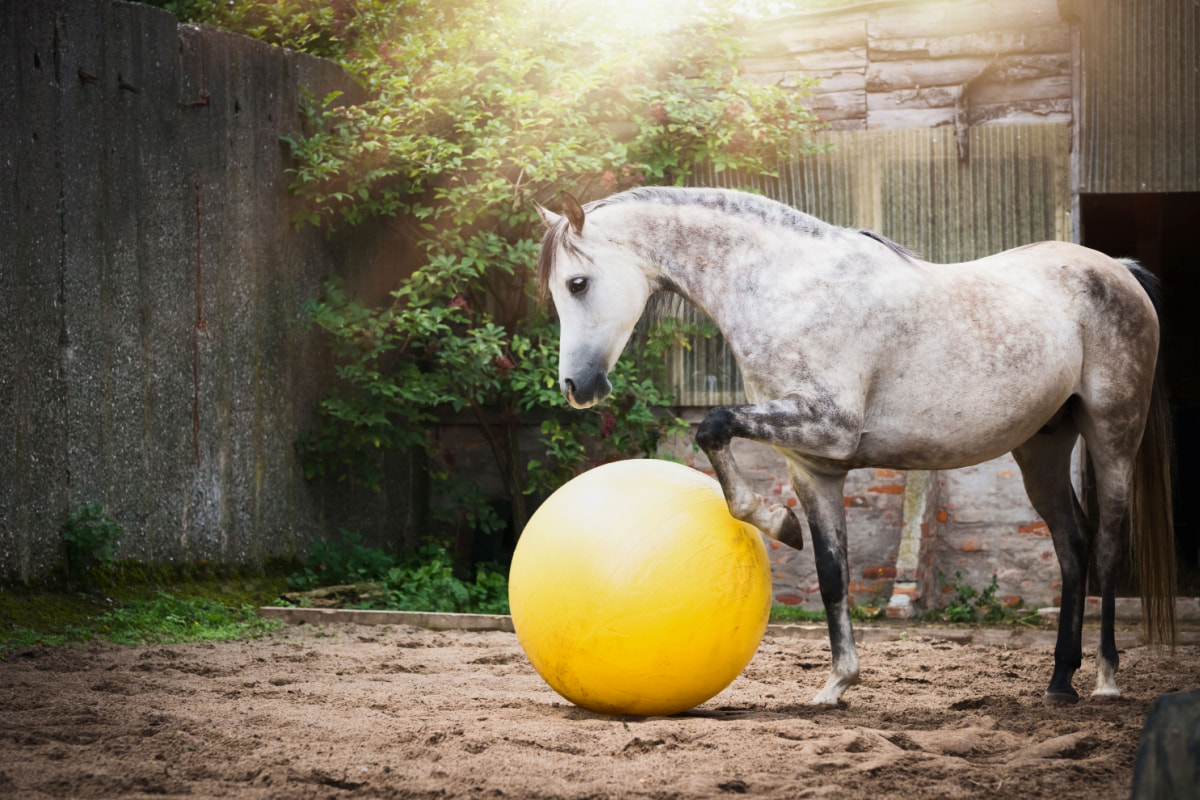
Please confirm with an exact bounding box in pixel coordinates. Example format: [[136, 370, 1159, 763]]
[[273, 0, 822, 541], [381, 545, 509, 615], [62, 504, 120, 585], [932, 572, 1037, 624], [178, 1, 822, 560], [288, 532, 510, 614], [287, 529, 400, 590]]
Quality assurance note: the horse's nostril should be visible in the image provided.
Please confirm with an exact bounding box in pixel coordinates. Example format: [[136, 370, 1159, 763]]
[[564, 378, 576, 395]]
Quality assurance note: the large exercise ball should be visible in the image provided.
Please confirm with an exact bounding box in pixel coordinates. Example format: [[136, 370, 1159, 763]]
[[508, 459, 772, 716]]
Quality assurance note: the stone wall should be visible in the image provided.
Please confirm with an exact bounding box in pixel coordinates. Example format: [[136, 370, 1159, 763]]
[[0, 0, 411, 583]]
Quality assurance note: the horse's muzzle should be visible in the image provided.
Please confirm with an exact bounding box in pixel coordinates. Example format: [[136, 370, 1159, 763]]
[[563, 372, 611, 409]]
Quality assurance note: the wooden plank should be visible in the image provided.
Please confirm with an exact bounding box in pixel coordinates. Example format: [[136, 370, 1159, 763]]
[[869, 0, 1064, 40], [807, 70, 868, 94], [812, 90, 867, 115], [258, 607, 517, 632], [968, 98, 1071, 125], [755, 17, 866, 56], [967, 75, 1072, 105], [742, 47, 867, 74], [867, 107, 958, 129], [827, 118, 868, 131], [866, 57, 990, 91], [743, 71, 824, 91], [865, 54, 1068, 94], [982, 54, 1071, 82], [868, 25, 1071, 61], [868, 85, 961, 111]]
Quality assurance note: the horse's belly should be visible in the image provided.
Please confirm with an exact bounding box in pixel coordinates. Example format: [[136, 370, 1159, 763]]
[[852, 373, 1077, 470]]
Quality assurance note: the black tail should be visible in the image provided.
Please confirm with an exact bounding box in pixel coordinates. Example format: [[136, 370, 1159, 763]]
[[1123, 261, 1177, 648]]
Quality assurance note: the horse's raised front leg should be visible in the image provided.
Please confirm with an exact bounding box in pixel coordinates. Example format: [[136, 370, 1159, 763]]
[[694, 398, 860, 549], [697, 442, 806, 549], [694, 397, 862, 705]]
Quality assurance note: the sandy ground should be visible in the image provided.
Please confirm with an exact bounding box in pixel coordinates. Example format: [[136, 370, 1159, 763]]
[[1, 622, 1197, 800]]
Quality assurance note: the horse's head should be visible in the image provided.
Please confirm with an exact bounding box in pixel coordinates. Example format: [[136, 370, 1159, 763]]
[[537, 193, 653, 409]]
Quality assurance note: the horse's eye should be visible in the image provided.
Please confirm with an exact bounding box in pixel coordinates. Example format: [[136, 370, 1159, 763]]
[[568, 277, 589, 296]]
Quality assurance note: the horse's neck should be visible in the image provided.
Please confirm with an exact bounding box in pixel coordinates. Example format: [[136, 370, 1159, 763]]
[[625, 204, 826, 321]]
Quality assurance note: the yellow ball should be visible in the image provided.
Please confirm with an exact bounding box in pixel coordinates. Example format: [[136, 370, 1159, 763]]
[[509, 459, 771, 716]]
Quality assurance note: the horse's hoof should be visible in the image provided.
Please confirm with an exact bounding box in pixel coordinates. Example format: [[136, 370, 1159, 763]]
[[808, 695, 845, 709], [1043, 691, 1080, 707], [1090, 689, 1122, 702], [778, 509, 805, 550]]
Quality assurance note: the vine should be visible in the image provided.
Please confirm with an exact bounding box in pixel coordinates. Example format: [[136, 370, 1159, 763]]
[[171, 0, 824, 552]]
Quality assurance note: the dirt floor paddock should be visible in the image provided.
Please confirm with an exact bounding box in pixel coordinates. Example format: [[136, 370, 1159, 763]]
[[0, 622, 1197, 800]]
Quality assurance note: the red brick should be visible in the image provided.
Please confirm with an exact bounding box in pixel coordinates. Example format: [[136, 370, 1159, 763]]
[[862, 566, 897, 579], [1018, 522, 1051, 536], [960, 540, 983, 552], [868, 484, 904, 495], [875, 468, 900, 478], [936, 509, 949, 523], [844, 496, 868, 508], [775, 594, 804, 606], [769, 540, 781, 550]]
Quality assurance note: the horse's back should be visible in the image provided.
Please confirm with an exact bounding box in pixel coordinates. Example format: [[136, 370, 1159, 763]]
[[848, 241, 1157, 469]]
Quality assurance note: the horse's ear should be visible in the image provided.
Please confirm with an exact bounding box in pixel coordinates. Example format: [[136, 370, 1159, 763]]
[[561, 192, 585, 234], [534, 202, 560, 228]]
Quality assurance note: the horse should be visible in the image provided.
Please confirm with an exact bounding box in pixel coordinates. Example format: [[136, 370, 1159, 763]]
[[535, 185, 1176, 707]]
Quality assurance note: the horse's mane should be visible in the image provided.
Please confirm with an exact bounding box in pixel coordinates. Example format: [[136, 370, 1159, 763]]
[[858, 228, 922, 261], [535, 186, 916, 303]]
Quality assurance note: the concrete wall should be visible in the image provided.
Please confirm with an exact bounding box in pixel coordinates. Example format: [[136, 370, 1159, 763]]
[[0, 0, 411, 583]]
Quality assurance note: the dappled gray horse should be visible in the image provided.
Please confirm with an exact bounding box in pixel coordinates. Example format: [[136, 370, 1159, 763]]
[[537, 186, 1175, 707]]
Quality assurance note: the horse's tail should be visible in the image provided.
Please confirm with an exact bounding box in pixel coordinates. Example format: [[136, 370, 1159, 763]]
[[1122, 260, 1177, 648]]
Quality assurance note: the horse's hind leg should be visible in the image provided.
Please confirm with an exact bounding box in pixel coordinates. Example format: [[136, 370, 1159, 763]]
[[1012, 419, 1093, 704], [1074, 401, 1144, 700]]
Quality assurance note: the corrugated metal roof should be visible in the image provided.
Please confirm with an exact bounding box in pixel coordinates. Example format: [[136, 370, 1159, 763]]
[[669, 124, 1071, 406], [1078, 0, 1200, 192]]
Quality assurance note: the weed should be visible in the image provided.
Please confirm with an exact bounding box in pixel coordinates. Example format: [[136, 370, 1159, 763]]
[[0, 567, 290, 657], [96, 593, 280, 645], [287, 530, 399, 590], [285, 532, 510, 615], [62, 504, 120, 585], [769, 605, 826, 624], [929, 572, 1043, 625]]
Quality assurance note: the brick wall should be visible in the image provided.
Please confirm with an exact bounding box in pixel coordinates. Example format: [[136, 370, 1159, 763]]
[[661, 413, 1062, 612]]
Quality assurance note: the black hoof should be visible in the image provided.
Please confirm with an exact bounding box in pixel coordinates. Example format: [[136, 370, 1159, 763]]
[[1043, 690, 1080, 707], [778, 509, 804, 550]]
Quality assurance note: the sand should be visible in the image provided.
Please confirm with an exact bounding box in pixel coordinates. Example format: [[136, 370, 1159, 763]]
[[1, 622, 1197, 799]]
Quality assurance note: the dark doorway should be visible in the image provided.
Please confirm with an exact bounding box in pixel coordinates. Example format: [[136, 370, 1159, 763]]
[[1081, 193, 1200, 596]]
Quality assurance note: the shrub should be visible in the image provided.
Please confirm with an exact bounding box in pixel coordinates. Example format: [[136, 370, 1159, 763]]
[[186, 0, 823, 552], [62, 504, 120, 586]]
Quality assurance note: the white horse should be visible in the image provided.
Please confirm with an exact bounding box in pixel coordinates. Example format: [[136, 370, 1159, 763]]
[[536, 186, 1175, 707]]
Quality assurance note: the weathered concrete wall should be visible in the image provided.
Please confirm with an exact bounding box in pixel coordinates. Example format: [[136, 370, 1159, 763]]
[[0, 0, 410, 583]]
